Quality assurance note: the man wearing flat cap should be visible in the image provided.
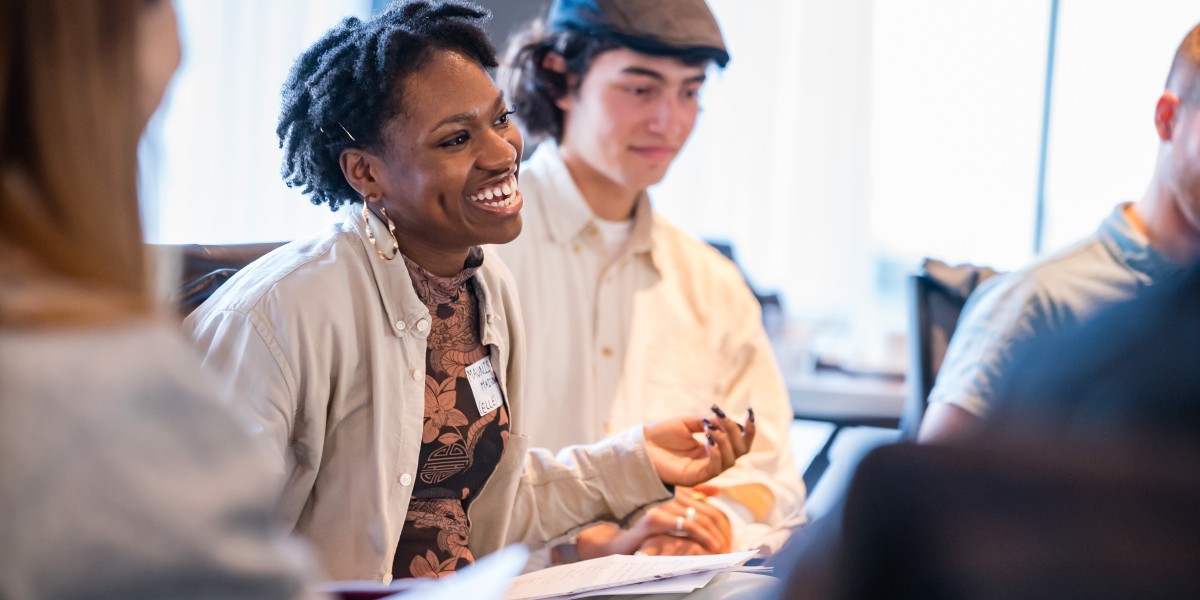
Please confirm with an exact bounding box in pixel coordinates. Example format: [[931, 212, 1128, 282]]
[[496, 0, 806, 566]]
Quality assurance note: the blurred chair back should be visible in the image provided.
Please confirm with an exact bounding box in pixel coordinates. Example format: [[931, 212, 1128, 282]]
[[821, 441, 1200, 600], [156, 242, 285, 317], [900, 259, 998, 439]]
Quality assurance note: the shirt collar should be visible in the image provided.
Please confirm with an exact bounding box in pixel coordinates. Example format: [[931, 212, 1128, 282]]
[[528, 141, 659, 262], [1098, 202, 1182, 284]]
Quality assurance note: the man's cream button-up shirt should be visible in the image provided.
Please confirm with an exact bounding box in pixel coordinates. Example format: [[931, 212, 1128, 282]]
[[494, 143, 807, 553]]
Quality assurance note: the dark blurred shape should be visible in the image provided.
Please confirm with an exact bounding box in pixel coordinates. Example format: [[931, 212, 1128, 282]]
[[155, 242, 284, 316], [901, 258, 999, 439], [771, 265, 1200, 600], [172, 268, 238, 317], [829, 440, 1200, 600], [987, 266, 1199, 446]]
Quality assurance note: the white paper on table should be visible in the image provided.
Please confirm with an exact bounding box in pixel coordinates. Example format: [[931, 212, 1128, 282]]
[[564, 570, 719, 598], [566, 565, 774, 599], [502, 549, 759, 600]]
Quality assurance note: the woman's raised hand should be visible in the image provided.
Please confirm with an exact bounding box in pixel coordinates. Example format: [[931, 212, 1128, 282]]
[[643, 405, 756, 487]]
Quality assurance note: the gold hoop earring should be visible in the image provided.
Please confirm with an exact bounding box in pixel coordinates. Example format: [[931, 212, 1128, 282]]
[[363, 198, 399, 260]]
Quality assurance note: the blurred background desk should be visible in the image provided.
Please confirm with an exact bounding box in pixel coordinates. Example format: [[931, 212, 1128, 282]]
[[789, 370, 904, 425]]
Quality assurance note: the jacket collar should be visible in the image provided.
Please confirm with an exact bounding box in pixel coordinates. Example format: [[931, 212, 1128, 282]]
[[348, 208, 502, 342]]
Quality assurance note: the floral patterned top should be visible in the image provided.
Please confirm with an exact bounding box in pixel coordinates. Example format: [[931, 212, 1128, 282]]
[[392, 248, 510, 580]]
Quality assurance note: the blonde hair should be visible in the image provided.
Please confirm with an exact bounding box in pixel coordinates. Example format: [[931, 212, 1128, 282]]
[[0, 0, 151, 326]]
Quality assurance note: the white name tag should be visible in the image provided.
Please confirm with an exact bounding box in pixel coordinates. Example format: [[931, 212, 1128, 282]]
[[465, 356, 503, 416]]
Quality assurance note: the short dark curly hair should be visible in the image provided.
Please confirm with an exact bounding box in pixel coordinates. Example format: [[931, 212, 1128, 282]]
[[500, 21, 621, 147], [277, 0, 498, 211], [502, 21, 715, 147]]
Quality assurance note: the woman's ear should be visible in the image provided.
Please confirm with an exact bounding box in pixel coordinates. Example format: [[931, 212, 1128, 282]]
[[340, 148, 382, 201]]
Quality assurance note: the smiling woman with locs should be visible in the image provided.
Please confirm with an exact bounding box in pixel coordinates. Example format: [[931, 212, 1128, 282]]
[[185, 0, 754, 583]]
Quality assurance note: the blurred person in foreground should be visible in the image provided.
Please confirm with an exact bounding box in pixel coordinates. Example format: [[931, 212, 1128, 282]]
[[769, 263, 1200, 600], [186, 0, 759, 587], [0, 0, 321, 597], [919, 21, 1200, 443], [495, 0, 806, 563]]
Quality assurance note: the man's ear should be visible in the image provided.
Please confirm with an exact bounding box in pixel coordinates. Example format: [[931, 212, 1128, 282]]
[[340, 147, 383, 202], [1155, 91, 1181, 142], [542, 52, 575, 112], [542, 50, 567, 75]]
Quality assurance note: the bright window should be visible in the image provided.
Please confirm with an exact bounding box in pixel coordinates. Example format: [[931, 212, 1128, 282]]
[[140, 0, 370, 244], [652, 0, 1199, 368], [140, 0, 1200, 366], [1044, 2, 1200, 250]]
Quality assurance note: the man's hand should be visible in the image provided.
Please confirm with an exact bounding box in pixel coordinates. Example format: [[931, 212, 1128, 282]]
[[644, 405, 756, 486], [637, 535, 708, 556]]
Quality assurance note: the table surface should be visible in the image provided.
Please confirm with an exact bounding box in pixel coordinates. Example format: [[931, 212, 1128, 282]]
[[788, 370, 907, 423]]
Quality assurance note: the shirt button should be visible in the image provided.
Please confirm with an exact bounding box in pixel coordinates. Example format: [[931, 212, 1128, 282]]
[[601, 347, 613, 358], [411, 369, 422, 381], [416, 319, 430, 333], [395, 320, 406, 331], [399, 473, 413, 486]]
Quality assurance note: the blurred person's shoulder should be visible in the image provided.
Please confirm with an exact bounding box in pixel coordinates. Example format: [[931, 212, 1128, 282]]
[[992, 264, 1200, 433], [1, 318, 224, 420], [964, 222, 1128, 329]]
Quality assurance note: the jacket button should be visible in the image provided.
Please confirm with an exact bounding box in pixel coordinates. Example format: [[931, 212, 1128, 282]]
[[411, 369, 422, 381], [395, 320, 406, 331], [399, 473, 413, 486], [416, 319, 430, 332]]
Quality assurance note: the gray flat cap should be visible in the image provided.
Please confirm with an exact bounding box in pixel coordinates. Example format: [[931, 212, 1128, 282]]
[[549, 0, 730, 67]]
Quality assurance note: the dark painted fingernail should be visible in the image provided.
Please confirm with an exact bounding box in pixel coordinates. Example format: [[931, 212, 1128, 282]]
[[703, 418, 714, 430], [710, 404, 727, 419], [748, 406, 755, 423], [706, 433, 716, 446], [737, 422, 745, 432]]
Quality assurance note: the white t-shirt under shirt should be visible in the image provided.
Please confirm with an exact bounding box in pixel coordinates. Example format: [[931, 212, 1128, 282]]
[[593, 217, 635, 266]]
